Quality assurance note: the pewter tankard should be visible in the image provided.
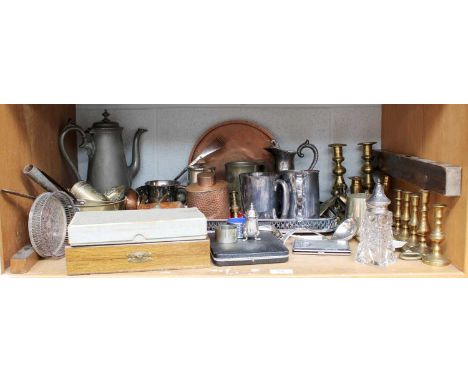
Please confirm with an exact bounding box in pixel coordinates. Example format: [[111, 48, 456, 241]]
[[280, 170, 320, 219], [239, 172, 290, 219]]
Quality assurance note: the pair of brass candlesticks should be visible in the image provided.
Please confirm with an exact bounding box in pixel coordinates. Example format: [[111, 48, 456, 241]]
[[329, 142, 377, 197], [393, 188, 450, 266], [325, 142, 379, 220]]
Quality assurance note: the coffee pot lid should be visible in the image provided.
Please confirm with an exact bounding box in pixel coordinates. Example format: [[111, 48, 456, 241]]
[[90, 110, 122, 130]]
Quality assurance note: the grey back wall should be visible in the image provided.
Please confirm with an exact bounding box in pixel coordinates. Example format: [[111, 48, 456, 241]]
[[76, 105, 381, 201]]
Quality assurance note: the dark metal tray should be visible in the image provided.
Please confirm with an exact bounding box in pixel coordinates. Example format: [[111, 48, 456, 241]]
[[210, 231, 289, 266]]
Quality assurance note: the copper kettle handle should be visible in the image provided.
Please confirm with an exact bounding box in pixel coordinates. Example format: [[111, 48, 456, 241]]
[[297, 139, 319, 170]]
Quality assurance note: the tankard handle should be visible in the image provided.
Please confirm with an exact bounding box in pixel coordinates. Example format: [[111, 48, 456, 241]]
[[274, 179, 290, 219], [297, 139, 319, 170], [59, 120, 88, 181]]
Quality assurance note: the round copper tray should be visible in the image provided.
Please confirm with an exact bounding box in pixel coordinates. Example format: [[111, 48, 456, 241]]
[[189, 120, 275, 180]]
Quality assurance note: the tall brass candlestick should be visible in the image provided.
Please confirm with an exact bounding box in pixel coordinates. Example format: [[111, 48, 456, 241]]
[[329, 143, 348, 197], [423, 204, 450, 266], [358, 142, 377, 192], [393, 189, 402, 236], [400, 194, 422, 261], [381, 174, 391, 196], [415, 189, 431, 255], [397, 191, 411, 241], [349, 176, 363, 194], [408, 194, 420, 247]]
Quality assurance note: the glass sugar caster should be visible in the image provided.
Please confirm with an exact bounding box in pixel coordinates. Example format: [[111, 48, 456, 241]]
[[355, 180, 396, 266]]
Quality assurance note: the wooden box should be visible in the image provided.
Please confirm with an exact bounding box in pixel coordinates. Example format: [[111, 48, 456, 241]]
[[68, 208, 207, 247], [65, 239, 211, 275]]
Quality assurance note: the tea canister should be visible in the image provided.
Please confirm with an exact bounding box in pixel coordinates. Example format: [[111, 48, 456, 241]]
[[186, 172, 230, 219]]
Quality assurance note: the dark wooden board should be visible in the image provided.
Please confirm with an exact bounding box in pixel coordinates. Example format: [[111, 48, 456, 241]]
[[373, 149, 461, 196]]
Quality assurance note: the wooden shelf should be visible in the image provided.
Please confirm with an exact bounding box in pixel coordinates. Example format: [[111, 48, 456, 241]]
[[7, 240, 464, 278]]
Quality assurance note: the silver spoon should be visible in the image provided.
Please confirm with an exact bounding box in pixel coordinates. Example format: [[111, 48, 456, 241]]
[[331, 218, 358, 241]]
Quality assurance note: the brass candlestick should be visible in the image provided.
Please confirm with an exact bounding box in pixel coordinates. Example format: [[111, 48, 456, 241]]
[[408, 194, 420, 247], [423, 204, 450, 266], [230, 190, 240, 218], [329, 143, 348, 197], [396, 191, 411, 241], [381, 174, 391, 196], [400, 194, 422, 260], [349, 176, 363, 194], [415, 189, 431, 255], [393, 189, 402, 236], [358, 142, 377, 192]]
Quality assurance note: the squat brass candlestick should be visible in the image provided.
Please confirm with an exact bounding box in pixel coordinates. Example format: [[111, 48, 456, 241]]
[[329, 143, 348, 197], [349, 176, 363, 194], [393, 189, 402, 236], [358, 142, 377, 192], [423, 204, 450, 267], [396, 191, 411, 241], [415, 190, 431, 255]]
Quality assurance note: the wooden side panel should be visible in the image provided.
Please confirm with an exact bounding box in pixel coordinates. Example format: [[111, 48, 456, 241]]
[[0, 105, 76, 271], [382, 105, 468, 271]]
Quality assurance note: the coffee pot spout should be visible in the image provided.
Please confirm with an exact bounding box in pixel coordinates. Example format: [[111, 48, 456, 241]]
[[128, 128, 148, 181]]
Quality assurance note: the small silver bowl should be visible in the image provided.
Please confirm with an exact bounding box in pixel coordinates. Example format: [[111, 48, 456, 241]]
[[215, 224, 238, 244]]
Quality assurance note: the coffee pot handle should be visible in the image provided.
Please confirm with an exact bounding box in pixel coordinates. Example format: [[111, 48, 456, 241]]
[[59, 121, 90, 182], [297, 139, 319, 170], [274, 178, 290, 219]]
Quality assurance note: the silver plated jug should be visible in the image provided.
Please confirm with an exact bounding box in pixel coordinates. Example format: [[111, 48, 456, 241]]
[[59, 110, 147, 193], [265, 139, 319, 173]]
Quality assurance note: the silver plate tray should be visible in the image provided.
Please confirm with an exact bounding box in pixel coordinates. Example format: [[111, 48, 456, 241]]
[[207, 217, 337, 233]]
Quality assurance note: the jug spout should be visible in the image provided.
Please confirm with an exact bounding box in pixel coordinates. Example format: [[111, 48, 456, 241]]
[[128, 128, 148, 181]]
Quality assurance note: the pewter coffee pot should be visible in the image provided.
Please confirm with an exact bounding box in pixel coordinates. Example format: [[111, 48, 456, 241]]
[[265, 139, 319, 172], [59, 110, 147, 193]]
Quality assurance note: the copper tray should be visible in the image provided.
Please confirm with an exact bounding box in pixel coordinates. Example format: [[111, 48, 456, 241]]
[[189, 120, 275, 180]]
